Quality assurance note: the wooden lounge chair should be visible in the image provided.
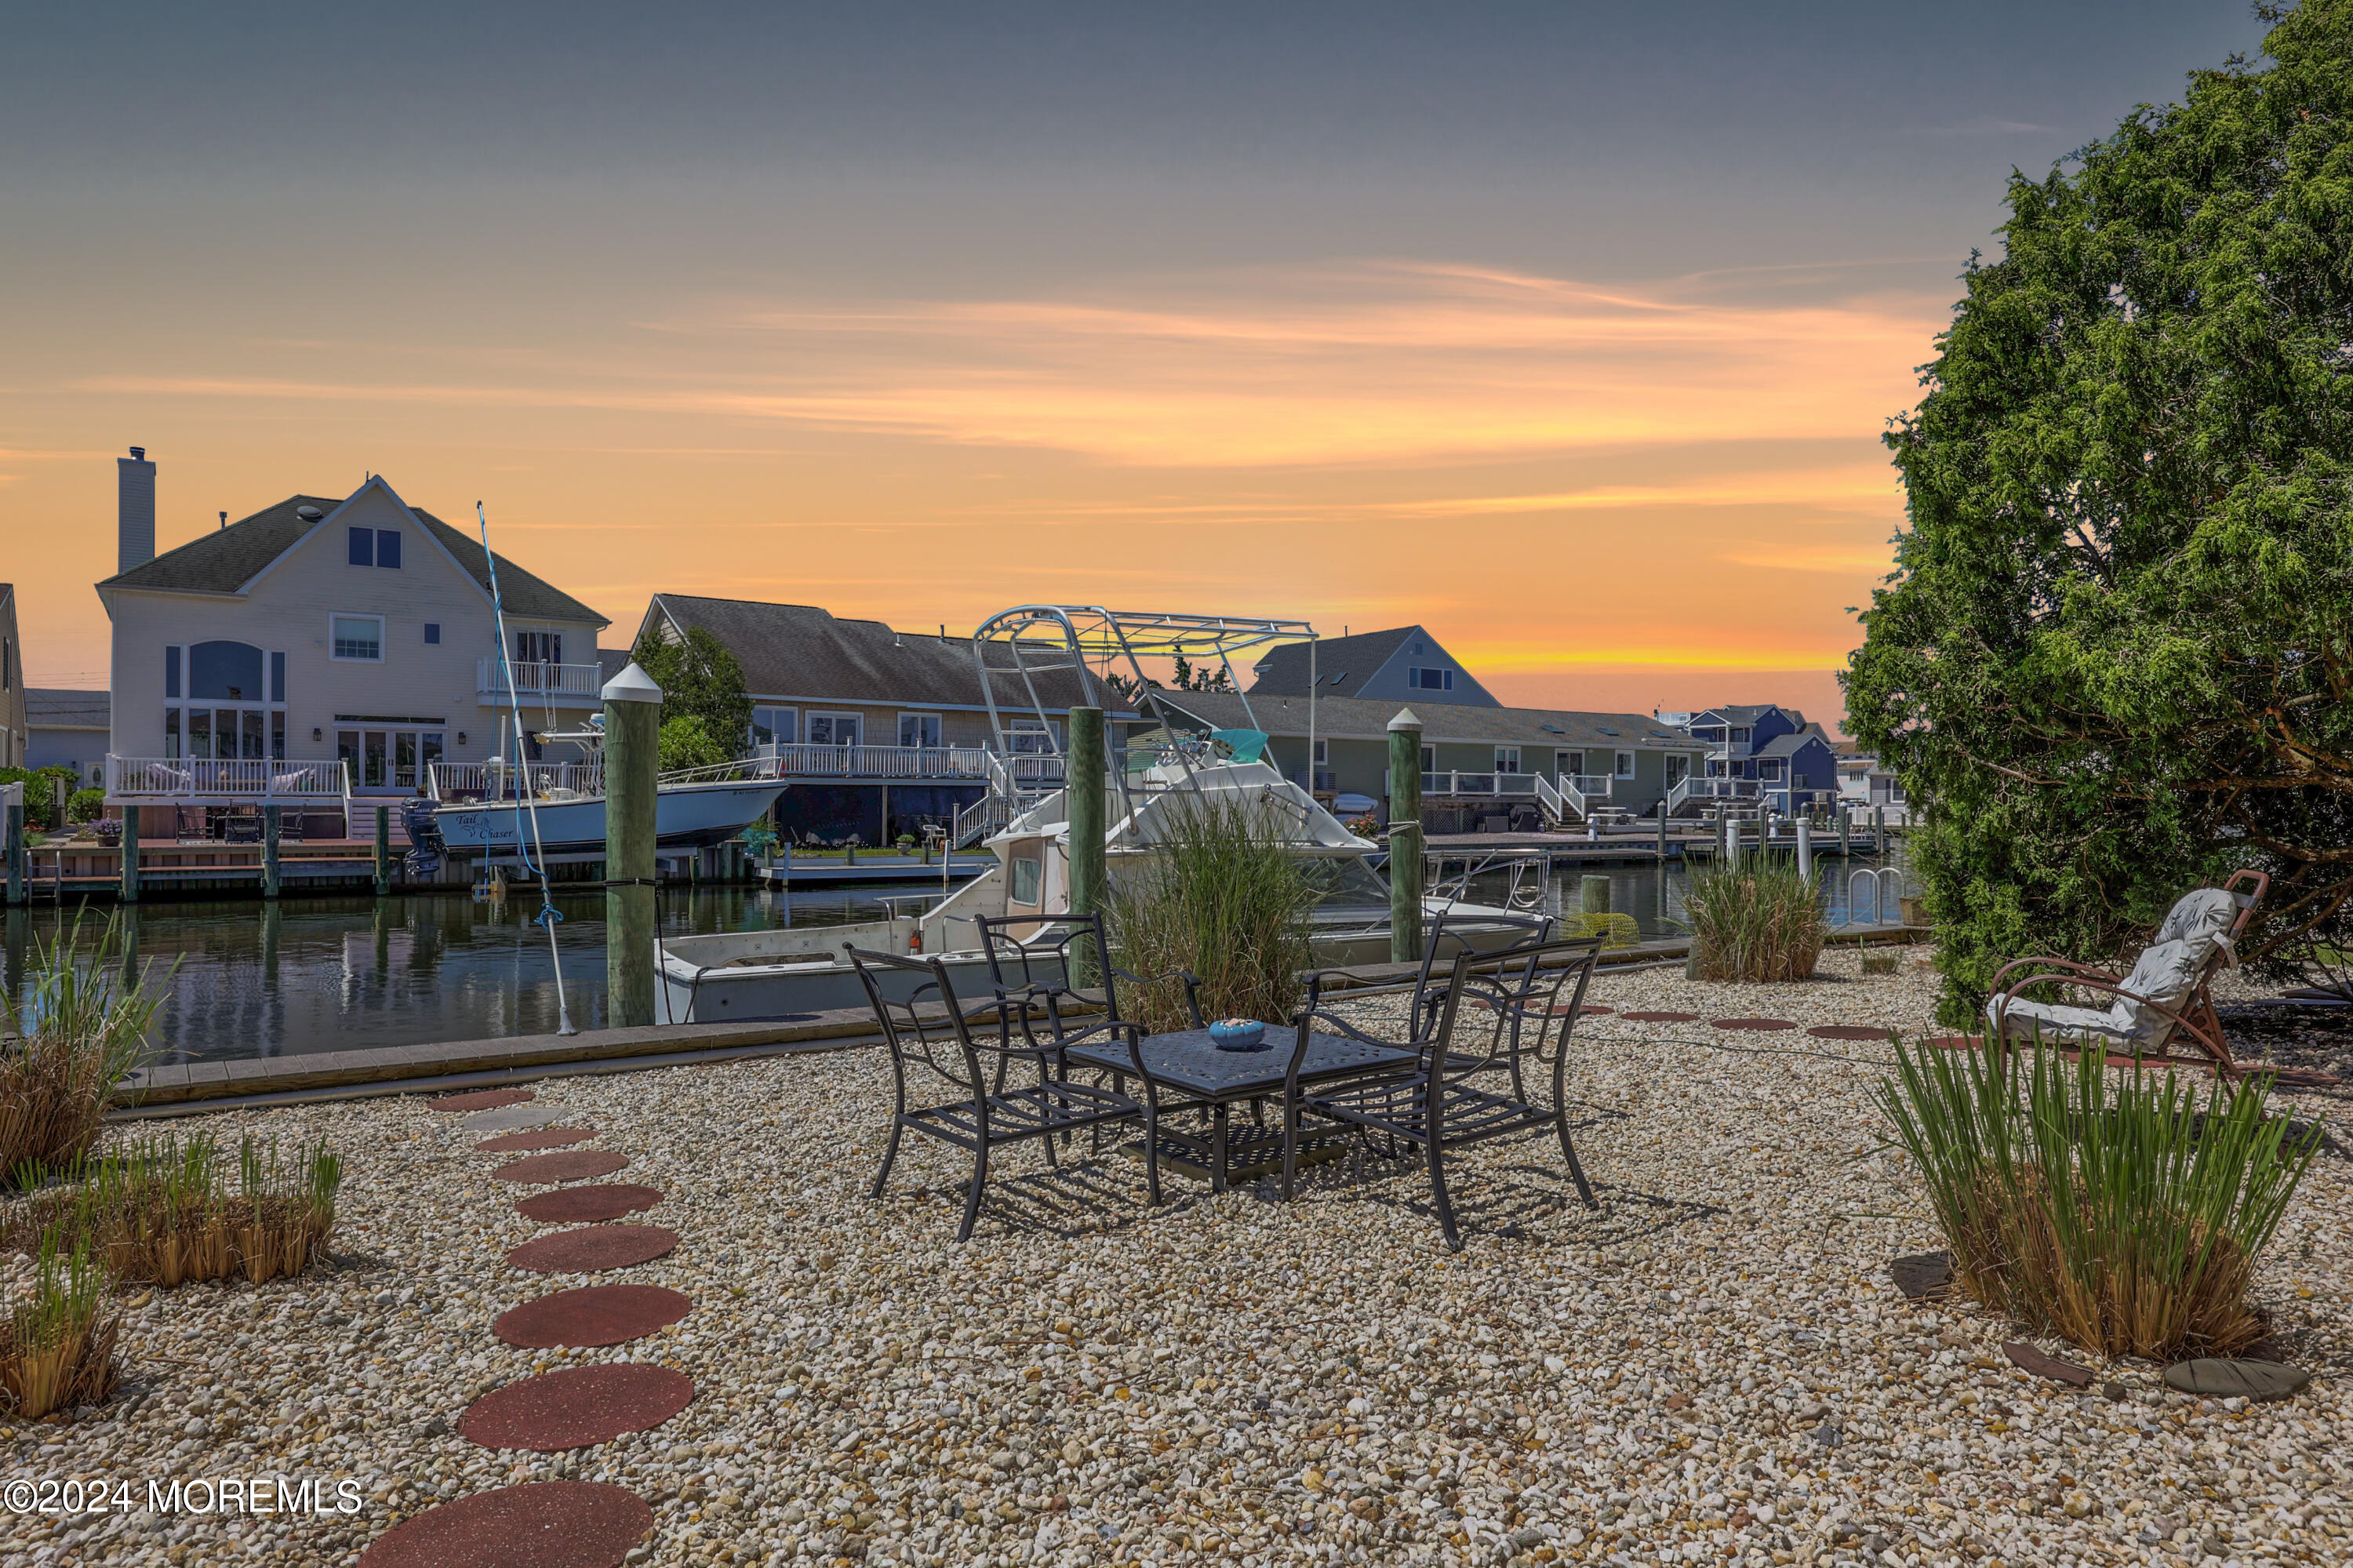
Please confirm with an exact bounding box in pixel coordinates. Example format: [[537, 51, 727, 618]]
[[1982, 871, 2326, 1082]]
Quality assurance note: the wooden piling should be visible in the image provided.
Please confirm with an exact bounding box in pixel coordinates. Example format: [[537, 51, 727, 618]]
[[1067, 706, 1107, 984], [3, 797, 24, 908], [262, 804, 282, 899], [1580, 874, 1610, 916], [604, 660, 664, 1028], [1387, 708, 1425, 962], [120, 804, 141, 904], [373, 805, 391, 897]]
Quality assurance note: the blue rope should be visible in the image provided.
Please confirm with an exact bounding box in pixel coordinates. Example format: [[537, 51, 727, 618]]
[[475, 504, 565, 936]]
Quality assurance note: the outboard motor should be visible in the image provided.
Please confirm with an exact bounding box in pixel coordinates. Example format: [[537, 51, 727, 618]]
[[402, 799, 447, 879]]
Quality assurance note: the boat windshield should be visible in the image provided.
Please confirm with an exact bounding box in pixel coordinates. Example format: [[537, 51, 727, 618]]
[[1297, 854, 1392, 915]]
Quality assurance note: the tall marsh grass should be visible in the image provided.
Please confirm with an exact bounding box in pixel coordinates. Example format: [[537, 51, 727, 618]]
[[1108, 796, 1318, 1034], [1875, 1038, 2318, 1359], [0, 1231, 120, 1420], [1686, 857, 1825, 981], [1, 917, 168, 1187], [8, 1132, 343, 1289]]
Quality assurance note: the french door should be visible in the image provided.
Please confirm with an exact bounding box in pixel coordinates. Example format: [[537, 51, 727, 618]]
[[339, 727, 447, 791]]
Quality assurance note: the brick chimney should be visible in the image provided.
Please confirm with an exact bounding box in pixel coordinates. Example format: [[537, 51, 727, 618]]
[[117, 446, 157, 573]]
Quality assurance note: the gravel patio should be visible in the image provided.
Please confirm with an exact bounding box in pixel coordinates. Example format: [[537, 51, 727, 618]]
[[7, 946, 2351, 1568]]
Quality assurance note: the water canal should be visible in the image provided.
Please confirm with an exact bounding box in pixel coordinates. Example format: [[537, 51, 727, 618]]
[[5, 846, 1909, 1064]]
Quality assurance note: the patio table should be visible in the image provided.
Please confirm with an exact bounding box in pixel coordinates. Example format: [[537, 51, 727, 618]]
[[1063, 1027, 1417, 1194]]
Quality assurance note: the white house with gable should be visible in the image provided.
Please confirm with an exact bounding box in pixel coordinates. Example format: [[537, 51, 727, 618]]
[[96, 453, 609, 835]]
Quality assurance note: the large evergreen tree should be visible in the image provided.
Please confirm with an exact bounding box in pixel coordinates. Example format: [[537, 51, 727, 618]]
[[1847, 2, 2353, 1020]]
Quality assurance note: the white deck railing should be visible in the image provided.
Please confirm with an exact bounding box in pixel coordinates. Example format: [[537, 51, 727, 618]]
[[107, 756, 351, 803], [477, 659, 606, 700], [427, 760, 605, 802]]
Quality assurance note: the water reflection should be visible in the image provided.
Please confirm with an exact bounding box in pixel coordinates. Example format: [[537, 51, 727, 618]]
[[2, 884, 919, 1066], [5, 847, 1906, 1064]]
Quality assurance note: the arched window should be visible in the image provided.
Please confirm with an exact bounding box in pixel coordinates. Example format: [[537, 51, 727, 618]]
[[189, 641, 267, 702]]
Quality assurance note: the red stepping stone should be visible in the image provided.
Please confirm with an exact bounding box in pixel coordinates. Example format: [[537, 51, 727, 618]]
[[431, 1088, 536, 1113], [357, 1479, 650, 1567], [507, 1224, 678, 1275], [1712, 1017, 1798, 1031], [496, 1286, 694, 1349], [515, 1184, 665, 1224], [460, 1363, 696, 1453], [493, 1150, 629, 1184], [1619, 1010, 1700, 1024], [1808, 1024, 1894, 1042], [478, 1127, 601, 1154]]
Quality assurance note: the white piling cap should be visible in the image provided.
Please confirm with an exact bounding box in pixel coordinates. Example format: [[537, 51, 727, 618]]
[[1387, 706, 1424, 733], [601, 660, 664, 704]]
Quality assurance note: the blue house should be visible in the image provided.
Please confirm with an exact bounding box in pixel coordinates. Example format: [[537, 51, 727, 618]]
[[1673, 704, 1838, 813], [1248, 626, 1500, 708]]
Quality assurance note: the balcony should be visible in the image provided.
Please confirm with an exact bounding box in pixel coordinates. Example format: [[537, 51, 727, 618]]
[[477, 659, 606, 704], [108, 756, 351, 804]]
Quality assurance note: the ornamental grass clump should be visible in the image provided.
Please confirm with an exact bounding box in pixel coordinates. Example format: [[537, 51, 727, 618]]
[[8, 1132, 342, 1289], [0, 1231, 120, 1420], [1108, 796, 1317, 1035], [1875, 1037, 2319, 1359], [1686, 857, 1825, 981], [1, 917, 168, 1188]]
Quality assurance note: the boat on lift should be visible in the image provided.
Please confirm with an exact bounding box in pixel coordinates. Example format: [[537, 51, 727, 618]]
[[419, 716, 787, 861], [654, 606, 1530, 1023]]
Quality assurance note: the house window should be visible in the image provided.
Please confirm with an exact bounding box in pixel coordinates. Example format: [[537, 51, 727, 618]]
[[1006, 717, 1060, 754], [1420, 744, 1435, 773], [749, 707, 797, 748], [1493, 747, 1521, 774], [1731, 727, 1750, 743], [191, 641, 265, 701], [348, 527, 373, 566], [1614, 751, 1636, 778], [1759, 759, 1784, 780], [1555, 749, 1584, 778], [376, 529, 402, 568], [808, 712, 863, 747], [165, 645, 182, 700], [1313, 738, 1329, 764], [164, 707, 180, 760], [424, 624, 441, 646], [1009, 853, 1043, 905], [898, 712, 943, 748], [513, 630, 562, 666], [1409, 667, 1454, 691], [332, 615, 384, 662], [269, 650, 285, 702]]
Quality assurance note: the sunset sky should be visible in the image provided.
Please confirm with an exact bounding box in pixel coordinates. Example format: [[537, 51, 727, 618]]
[[1, 2, 2268, 726]]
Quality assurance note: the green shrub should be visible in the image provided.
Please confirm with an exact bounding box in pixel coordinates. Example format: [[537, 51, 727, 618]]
[[67, 789, 104, 825], [657, 714, 733, 772], [0, 769, 53, 824], [1, 917, 169, 1188], [1685, 857, 1825, 981], [1108, 796, 1317, 1034], [1875, 1037, 2318, 1359]]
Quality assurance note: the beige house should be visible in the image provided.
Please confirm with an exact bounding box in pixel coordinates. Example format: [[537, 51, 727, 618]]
[[97, 457, 606, 829]]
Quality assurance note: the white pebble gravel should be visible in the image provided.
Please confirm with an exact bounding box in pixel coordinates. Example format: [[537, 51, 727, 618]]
[[5, 945, 2349, 1567]]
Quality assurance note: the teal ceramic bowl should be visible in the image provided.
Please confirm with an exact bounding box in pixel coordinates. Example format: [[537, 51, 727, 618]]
[[1208, 1018, 1267, 1052]]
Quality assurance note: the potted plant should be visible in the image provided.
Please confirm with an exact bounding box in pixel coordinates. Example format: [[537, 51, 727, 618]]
[[93, 819, 123, 848]]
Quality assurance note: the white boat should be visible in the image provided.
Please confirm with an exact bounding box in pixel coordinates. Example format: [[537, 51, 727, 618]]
[[424, 755, 787, 859], [656, 606, 1529, 1024]]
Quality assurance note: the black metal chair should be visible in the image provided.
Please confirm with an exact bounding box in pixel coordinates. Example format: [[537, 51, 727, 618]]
[[846, 945, 1156, 1241], [972, 911, 1206, 1050], [1280, 937, 1605, 1250], [1301, 909, 1555, 1051]]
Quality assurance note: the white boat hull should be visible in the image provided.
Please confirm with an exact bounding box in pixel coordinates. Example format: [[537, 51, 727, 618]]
[[435, 779, 787, 857]]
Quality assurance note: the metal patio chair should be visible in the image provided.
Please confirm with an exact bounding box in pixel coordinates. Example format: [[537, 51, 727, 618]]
[[1300, 909, 1555, 1054], [1281, 937, 1606, 1250], [846, 944, 1157, 1241]]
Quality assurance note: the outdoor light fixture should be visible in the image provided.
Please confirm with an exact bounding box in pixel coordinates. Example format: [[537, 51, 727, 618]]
[[311, 727, 323, 741], [457, 732, 468, 744]]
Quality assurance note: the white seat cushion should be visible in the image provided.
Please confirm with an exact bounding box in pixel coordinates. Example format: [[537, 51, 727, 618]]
[[1984, 995, 2133, 1045], [2153, 888, 2239, 966], [2104, 937, 2204, 1041]]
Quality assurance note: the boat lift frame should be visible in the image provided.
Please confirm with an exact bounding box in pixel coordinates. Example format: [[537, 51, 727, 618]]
[[967, 606, 1319, 826]]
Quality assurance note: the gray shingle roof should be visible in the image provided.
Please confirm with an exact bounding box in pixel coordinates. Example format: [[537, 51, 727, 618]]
[[1147, 690, 1695, 748], [1757, 732, 1829, 759], [642, 595, 1110, 713], [97, 487, 607, 626], [26, 688, 109, 729], [1247, 628, 1419, 697]]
